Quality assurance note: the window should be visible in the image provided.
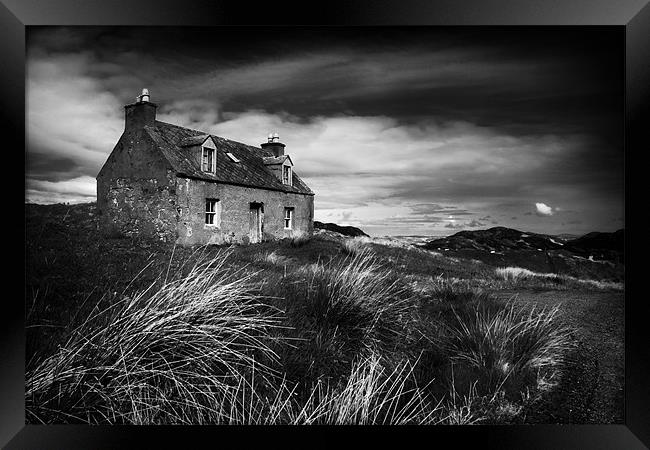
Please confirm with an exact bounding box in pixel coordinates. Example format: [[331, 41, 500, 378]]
[[284, 207, 294, 229], [226, 152, 240, 163], [205, 199, 220, 226], [283, 165, 292, 185], [202, 147, 216, 173]]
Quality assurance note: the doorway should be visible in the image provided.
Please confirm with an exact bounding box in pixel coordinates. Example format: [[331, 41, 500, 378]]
[[249, 202, 264, 243]]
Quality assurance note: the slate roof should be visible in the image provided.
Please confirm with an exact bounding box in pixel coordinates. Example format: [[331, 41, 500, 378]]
[[144, 121, 313, 195], [179, 135, 212, 147], [263, 155, 293, 165]]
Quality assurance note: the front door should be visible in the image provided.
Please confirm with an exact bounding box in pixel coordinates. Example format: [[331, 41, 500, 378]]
[[249, 202, 264, 243]]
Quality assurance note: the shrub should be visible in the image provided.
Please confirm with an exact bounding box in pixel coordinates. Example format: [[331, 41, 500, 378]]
[[26, 250, 282, 424]]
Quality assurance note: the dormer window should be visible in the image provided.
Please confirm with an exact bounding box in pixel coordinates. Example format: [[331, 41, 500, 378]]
[[180, 135, 217, 174], [202, 146, 215, 173], [262, 154, 294, 185], [283, 165, 292, 186]]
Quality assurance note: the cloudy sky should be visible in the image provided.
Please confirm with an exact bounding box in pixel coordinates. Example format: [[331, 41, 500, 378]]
[[26, 27, 624, 236]]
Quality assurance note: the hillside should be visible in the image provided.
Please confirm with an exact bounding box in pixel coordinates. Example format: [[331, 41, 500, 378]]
[[25, 203, 624, 425], [564, 229, 624, 260], [423, 227, 565, 252], [420, 226, 624, 278], [314, 220, 369, 237]]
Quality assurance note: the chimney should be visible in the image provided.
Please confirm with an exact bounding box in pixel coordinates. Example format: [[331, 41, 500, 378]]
[[124, 88, 157, 131], [260, 132, 285, 157]]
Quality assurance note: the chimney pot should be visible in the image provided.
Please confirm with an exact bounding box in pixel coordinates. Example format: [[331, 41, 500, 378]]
[[137, 88, 151, 103], [261, 132, 286, 157], [125, 88, 157, 131]]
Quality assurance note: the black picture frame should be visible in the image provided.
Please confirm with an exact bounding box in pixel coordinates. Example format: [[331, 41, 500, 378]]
[[5, 0, 648, 447]]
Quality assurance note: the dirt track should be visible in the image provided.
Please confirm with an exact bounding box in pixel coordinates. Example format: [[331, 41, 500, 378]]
[[493, 289, 624, 424]]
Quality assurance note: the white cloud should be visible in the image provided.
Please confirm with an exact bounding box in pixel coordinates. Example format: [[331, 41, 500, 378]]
[[26, 175, 97, 204], [27, 51, 124, 178], [535, 202, 554, 216], [162, 107, 579, 185]]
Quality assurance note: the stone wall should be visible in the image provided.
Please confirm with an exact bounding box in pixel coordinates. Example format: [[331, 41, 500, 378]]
[[175, 177, 314, 245], [96, 130, 179, 241], [97, 128, 315, 245]]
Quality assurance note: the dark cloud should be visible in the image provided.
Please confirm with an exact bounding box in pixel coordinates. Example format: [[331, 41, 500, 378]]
[[25, 27, 624, 236], [27, 27, 622, 140], [381, 215, 447, 224], [467, 220, 485, 228], [26, 152, 85, 182], [409, 203, 473, 216], [445, 222, 464, 229]]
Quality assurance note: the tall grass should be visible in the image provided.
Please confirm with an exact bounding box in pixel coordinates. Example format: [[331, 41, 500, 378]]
[[495, 267, 540, 281], [276, 248, 417, 382], [26, 245, 575, 424], [152, 353, 443, 425], [495, 266, 624, 291], [439, 300, 572, 398], [287, 235, 312, 248], [254, 250, 290, 266], [290, 355, 440, 424], [26, 250, 282, 424], [340, 236, 371, 256]]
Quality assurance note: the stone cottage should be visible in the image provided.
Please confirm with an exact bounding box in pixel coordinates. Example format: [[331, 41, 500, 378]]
[[96, 89, 314, 245]]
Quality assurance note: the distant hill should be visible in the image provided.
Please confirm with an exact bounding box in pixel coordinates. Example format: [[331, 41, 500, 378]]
[[420, 227, 624, 272], [422, 227, 566, 253], [564, 229, 624, 254], [314, 221, 369, 237]]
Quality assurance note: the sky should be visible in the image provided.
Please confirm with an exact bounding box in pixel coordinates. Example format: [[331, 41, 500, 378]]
[[25, 27, 624, 237]]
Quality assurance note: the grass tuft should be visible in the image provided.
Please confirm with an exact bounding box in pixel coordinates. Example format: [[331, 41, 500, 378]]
[[340, 237, 371, 256], [289, 354, 441, 424], [287, 235, 312, 248], [254, 250, 290, 266], [495, 266, 623, 291], [273, 248, 417, 382], [439, 300, 573, 398], [26, 250, 282, 424]]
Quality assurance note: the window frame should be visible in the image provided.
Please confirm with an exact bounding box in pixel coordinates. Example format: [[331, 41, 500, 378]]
[[284, 207, 294, 230], [202, 146, 216, 173], [205, 198, 221, 226], [282, 164, 292, 186]]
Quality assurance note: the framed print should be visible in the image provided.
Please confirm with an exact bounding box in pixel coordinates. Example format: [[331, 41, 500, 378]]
[[3, 0, 649, 447]]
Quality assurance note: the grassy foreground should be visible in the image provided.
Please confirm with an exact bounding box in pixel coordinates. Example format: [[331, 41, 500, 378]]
[[25, 203, 622, 424]]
